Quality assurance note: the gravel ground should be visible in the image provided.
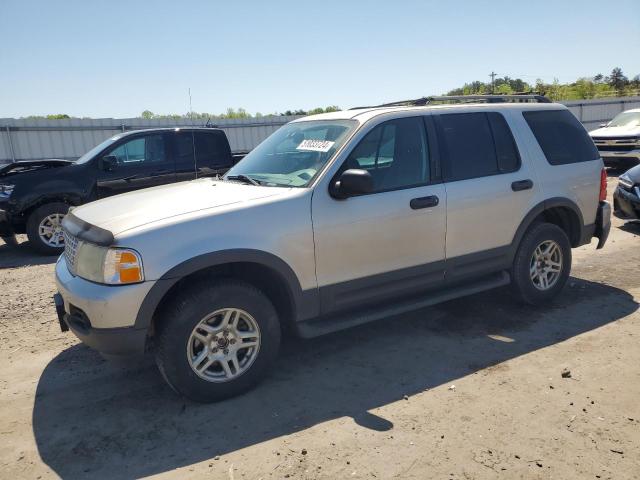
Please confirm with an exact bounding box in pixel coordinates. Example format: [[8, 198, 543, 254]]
[[1, 176, 639, 480]]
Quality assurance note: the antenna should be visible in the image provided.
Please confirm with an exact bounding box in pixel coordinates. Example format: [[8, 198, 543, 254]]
[[188, 88, 194, 125]]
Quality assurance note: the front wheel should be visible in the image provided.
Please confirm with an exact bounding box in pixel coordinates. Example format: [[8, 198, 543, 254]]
[[511, 222, 571, 305], [26, 202, 70, 255], [155, 280, 281, 402]]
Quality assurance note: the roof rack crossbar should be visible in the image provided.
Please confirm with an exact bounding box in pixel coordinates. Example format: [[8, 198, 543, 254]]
[[350, 94, 551, 110]]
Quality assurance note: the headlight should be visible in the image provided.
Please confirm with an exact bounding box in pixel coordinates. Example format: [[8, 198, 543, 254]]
[[75, 242, 144, 284], [619, 175, 634, 189], [0, 184, 14, 199]]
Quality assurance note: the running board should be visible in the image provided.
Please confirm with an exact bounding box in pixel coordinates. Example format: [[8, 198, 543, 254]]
[[295, 271, 510, 338]]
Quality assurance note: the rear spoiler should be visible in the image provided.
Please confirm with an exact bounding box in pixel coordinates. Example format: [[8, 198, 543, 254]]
[[62, 212, 114, 247]]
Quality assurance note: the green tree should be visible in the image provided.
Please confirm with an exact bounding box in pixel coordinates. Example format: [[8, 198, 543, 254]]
[[141, 110, 155, 119]]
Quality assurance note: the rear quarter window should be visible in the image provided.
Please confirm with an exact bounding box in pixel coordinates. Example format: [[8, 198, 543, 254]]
[[523, 110, 599, 165]]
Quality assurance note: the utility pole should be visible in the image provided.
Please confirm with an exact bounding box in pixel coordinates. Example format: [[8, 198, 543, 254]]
[[489, 71, 497, 94], [188, 88, 193, 124]]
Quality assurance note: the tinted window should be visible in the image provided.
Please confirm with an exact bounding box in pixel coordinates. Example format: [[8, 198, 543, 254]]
[[107, 134, 167, 165], [345, 117, 429, 192], [175, 132, 195, 165], [487, 112, 521, 172], [523, 110, 599, 165], [194, 131, 231, 167], [438, 113, 497, 181]]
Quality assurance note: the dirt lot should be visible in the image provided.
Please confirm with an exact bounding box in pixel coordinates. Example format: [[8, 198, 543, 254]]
[[1, 176, 639, 480]]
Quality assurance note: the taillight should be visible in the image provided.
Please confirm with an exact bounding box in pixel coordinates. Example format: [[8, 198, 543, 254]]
[[599, 168, 607, 202]]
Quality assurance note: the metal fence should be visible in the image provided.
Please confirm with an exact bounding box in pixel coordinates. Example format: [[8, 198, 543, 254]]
[[563, 96, 640, 132], [2, 96, 640, 164], [0, 116, 301, 164]]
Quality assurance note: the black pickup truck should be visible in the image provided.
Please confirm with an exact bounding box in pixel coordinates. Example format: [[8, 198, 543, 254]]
[[0, 127, 243, 254]]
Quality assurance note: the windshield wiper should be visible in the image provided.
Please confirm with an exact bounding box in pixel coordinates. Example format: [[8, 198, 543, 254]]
[[226, 174, 261, 186]]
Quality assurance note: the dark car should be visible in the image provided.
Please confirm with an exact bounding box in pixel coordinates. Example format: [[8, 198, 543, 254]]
[[0, 127, 243, 254], [613, 163, 640, 220]]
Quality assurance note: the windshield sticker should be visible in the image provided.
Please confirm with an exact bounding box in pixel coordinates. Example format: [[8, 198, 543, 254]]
[[296, 139, 335, 152]]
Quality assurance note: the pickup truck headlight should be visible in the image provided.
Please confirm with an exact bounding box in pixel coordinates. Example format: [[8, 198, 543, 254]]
[[75, 242, 144, 285], [0, 184, 14, 199], [619, 174, 634, 189]]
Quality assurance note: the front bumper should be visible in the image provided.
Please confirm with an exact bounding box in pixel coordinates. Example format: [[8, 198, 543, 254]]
[[613, 185, 640, 220], [0, 208, 13, 237], [599, 149, 640, 165], [54, 256, 154, 356]]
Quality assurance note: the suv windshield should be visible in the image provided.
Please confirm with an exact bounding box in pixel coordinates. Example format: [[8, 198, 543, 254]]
[[608, 111, 640, 128], [225, 119, 357, 187]]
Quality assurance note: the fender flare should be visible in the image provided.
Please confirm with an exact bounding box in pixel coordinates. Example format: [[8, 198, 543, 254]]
[[510, 197, 585, 257], [134, 249, 317, 330]]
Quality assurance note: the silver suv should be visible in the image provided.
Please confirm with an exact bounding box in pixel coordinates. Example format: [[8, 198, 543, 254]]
[[53, 95, 611, 402]]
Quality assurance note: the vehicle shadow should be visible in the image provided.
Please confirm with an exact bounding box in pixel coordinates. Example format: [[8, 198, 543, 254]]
[[32, 277, 637, 479], [618, 221, 640, 235], [0, 237, 58, 269]]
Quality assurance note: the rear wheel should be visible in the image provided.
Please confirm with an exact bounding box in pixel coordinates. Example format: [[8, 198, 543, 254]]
[[155, 280, 281, 402], [26, 202, 69, 255], [511, 222, 571, 305]]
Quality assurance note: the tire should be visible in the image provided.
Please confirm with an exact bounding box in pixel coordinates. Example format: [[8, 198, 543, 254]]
[[1, 235, 18, 248], [155, 280, 281, 403], [511, 222, 571, 305], [26, 202, 69, 255]]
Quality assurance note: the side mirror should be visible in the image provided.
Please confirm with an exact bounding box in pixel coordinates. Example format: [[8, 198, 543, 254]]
[[599, 123, 609, 128], [331, 169, 374, 199], [99, 155, 118, 171]]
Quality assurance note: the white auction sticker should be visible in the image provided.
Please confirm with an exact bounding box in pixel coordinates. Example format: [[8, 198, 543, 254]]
[[296, 139, 335, 152]]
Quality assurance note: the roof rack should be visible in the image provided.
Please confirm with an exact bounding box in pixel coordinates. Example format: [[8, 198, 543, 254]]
[[350, 94, 551, 110]]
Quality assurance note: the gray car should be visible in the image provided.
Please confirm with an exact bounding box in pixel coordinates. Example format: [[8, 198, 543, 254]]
[[54, 95, 611, 402]]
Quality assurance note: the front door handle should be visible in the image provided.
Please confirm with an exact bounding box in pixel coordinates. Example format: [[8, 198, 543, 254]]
[[410, 195, 439, 209], [511, 179, 533, 192]]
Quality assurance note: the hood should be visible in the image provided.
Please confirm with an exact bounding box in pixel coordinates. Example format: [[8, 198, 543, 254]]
[[0, 159, 73, 178], [589, 125, 640, 138], [622, 164, 640, 184], [71, 178, 287, 235]]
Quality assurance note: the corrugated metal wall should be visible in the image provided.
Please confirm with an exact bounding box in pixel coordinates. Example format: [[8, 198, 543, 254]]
[[0, 116, 301, 164], [564, 96, 640, 131], [2, 96, 640, 164]]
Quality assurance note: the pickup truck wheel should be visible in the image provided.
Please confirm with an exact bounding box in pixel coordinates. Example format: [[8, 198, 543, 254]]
[[155, 280, 281, 402], [511, 222, 571, 305], [26, 202, 70, 255]]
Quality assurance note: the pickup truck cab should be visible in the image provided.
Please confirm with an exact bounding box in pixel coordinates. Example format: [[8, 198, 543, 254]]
[[54, 96, 611, 402], [589, 108, 640, 167], [0, 127, 241, 254]]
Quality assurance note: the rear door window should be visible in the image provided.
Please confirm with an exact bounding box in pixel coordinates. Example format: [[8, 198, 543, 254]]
[[194, 131, 232, 168], [523, 110, 599, 165], [437, 112, 520, 181], [437, 113, 497, 181]]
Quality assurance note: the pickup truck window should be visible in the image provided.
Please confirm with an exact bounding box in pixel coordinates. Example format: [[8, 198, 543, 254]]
[[226, 120, 356, 187], [108, 134, 167, 165], [194, 131, 231, 168], [607, 111, 640, 127]]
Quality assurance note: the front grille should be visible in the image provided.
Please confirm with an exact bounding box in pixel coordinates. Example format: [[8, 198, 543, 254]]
[[592, 136, 639, 143], [63, 229, 79, 275], [597, 144, 637, 152]]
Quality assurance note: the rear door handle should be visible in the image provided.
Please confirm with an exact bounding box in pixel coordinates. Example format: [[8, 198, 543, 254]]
[[511, 179, 533, 191], [410, 195, 439, 209]]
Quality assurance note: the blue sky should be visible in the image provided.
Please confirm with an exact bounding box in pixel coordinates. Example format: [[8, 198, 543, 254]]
[[1, 0, 639, 118]]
